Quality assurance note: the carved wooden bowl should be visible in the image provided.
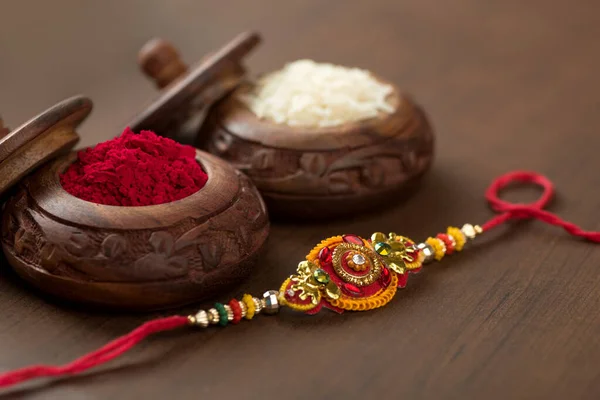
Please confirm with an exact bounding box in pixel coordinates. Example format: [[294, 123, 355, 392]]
[[200, 79, 435, 219], [132, 34, 435, 219], [1, 148, 269, 311]]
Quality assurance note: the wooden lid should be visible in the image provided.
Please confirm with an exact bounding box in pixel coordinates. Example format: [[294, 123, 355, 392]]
[[129, 31, 261, 135], [0, 96, 91, 198]]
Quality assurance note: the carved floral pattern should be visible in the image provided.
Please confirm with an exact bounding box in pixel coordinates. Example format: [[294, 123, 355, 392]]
[[0, 173, 268, 285], [207, 106, 434, 198], [14, 227, 36, 255], [101, 234, 127, 259], [134, 232, 188, 278]]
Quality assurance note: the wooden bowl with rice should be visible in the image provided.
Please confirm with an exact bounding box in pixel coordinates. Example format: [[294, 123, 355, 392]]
[[135, 33, 435, 219]]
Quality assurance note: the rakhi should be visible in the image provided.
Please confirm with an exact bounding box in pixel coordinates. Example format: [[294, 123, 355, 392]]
[[0, 170, 598, 389]]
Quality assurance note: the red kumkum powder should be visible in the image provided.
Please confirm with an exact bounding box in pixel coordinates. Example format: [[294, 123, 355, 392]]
[[60, 128, 208, 206]]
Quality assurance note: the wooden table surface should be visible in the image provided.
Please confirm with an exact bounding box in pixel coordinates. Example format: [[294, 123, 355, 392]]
[[1, 1, 600, 399]]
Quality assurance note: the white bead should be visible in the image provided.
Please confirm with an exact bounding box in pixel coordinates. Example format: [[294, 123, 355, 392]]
[[194, 310, 209, 328], [461, 224, 481, 240]]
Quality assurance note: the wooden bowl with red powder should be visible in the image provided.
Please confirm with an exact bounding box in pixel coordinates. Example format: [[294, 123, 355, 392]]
[[1, 97, 269, 311]]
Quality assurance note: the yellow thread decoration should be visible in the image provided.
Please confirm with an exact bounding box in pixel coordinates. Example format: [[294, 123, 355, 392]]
[[328, 273, 398, 311], [306, 236, 344, 261], [447, 226, 466, 251], [405, 250, 425, 270], [278, 278, 319, 312], [426, 237, 445, 261], [278, 280, 289, 307], [242, 294, 255, 320]]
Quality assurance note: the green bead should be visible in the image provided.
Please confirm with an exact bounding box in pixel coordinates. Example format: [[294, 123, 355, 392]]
[[313, 268, 330, 284], [214, 303, 228, 326], [374, 242, 392, 256]]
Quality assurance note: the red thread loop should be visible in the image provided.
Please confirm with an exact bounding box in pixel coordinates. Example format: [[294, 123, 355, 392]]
[[482, 171, 600, 243]]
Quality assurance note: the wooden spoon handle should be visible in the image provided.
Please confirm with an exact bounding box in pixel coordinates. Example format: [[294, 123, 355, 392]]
[[129, 32, 261, 135], [139, 39, 189, 89]]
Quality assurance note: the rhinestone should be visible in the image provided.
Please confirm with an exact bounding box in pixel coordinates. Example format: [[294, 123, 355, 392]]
[[374, 242, 392, 256], [239, 301, 247, 317], [194, 310, 209, 328], [379, 267, 391, 285], [313, 269, 330, 284], [352, 254, 366, 265], [325, 281, 341, 299], [262, 290, 280, 315], [343, 234, 364, 245], [417, 242, 435, 263], [342, 283, 362, 296], [286, 288, 295, 298], [318, 247, 332, 264]]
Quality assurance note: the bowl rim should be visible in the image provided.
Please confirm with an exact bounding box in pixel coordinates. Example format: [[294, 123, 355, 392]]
[[214, 75, 416, 151], [28, 149, 241, 230]]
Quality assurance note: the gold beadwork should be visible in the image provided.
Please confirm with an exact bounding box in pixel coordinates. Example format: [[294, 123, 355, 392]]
[[224, 305, 234, 321], [239, 300, 247, 318], [279, 278, 320, 312], [253, 297, 262, 314], [371, 232, 420, 270], [426, 237, 446, 261], [447, 226, 466, 251], [328, 273, 398, 311], [208, 308, 220, 324], [290, 261, 322, 305], [332, 243, 382, 287]]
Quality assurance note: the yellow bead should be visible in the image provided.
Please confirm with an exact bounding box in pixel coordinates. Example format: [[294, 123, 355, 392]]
[[425, 237, 446, 261], [242, 294, 255, 320], [447, 226, 466, 251]]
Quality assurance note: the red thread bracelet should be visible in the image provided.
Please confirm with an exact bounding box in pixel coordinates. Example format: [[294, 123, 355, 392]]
[[0, 170, 597, 391]]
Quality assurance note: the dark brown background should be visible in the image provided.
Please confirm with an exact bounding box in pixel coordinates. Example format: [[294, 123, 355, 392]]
[[1, 1, 600, 399]]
